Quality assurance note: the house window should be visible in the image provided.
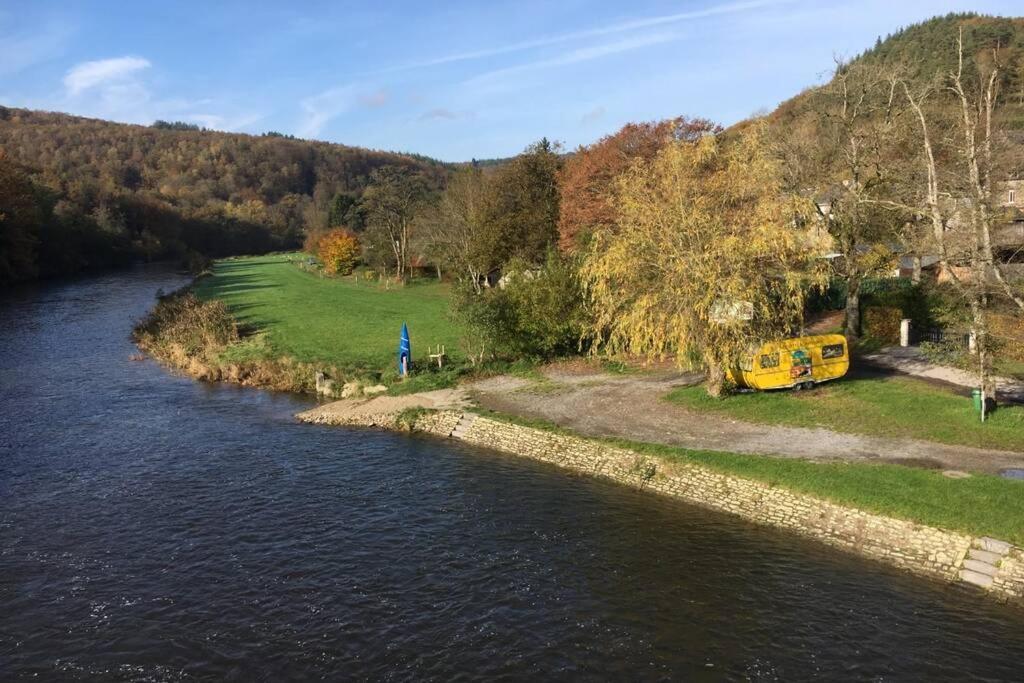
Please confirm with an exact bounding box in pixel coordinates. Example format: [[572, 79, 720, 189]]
[[1011, 189, 1017, 204], [821, 343, 845, 359], [759, 352, 780, 369]]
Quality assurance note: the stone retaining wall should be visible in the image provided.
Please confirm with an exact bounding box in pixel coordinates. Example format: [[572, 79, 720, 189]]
[[994, 549, 1024, 600], [413, 411, 462, 437], [412, 411, 1023, 605]]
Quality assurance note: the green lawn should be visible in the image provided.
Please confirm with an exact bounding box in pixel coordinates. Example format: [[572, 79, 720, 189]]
[[194, 254, 463, 373], [667, 375, 1024, 452], [625, 439, 1024, 546], [477, 409, 1024, 545]]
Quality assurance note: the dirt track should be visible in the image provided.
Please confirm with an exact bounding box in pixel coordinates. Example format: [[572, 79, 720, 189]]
[[467, 366, 1024, 476]]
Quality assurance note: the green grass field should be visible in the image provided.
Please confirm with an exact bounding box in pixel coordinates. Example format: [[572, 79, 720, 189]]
[[478, 409, 1024, 545], [194, 254, 463, 374], [667, 375, 1024, 452]]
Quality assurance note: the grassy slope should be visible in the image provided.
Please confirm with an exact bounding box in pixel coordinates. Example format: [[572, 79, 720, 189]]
[[478, 410, 1024, 545], [194, 254, 463, 373], [666, 375, 1024, 452]]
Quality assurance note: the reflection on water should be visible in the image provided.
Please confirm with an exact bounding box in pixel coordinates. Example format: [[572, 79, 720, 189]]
[[2, 265, 1024, 680]]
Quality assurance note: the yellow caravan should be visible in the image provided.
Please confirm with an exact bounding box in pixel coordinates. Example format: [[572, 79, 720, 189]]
[[727, 334, 849, 391]]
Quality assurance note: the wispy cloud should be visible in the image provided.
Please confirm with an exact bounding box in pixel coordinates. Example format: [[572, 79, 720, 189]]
[[418, 108, 462, 122], [358, 89, 389, 108], [580, 105, 605, 125], [383, 0, 788, 73], [64, 56, 151, 95], [0, 17, 74, 77], [298, 84, 358, 138], [464, 32, 679, 90]]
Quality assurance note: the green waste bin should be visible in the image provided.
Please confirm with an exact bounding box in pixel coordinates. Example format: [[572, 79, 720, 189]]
[[972, 389, 983, 413]]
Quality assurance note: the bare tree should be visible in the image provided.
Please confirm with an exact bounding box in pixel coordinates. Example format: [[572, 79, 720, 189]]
[[361, 167, 430, 282], [895, 28, 1024, 418], [417, 167, 490, 292], [778, 59, 906, 339]]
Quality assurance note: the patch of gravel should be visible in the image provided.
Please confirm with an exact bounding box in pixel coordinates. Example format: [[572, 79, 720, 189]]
[[467, 367, 1024, 475], [297, 388, 470, 424]]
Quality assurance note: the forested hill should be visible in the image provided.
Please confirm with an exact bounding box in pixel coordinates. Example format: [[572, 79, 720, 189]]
[[0, 106, 449, 283], [769, 13, 1024, 130]]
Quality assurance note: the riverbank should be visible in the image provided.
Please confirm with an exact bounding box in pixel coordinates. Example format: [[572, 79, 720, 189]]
[[11, 267, 1024, 678], [297, 399, 1024, 604], [138, 254, 1024, 602]]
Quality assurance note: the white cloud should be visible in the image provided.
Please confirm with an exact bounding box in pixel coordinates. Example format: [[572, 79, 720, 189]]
[[49, 55, 262, 133], [298, 84, 358, 138], [64, 56, 151, 95], [185, 112, 265, 132]]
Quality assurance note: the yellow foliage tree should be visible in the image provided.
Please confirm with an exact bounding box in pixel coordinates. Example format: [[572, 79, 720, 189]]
[[315, 229, 360, 275], [580, 123, 827, 396]]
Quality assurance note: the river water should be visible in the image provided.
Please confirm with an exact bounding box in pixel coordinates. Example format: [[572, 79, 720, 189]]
[[2, 266, 1024, 681]]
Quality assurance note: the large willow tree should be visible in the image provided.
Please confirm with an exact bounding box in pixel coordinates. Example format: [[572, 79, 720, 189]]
[[580, 123, 826, 396]]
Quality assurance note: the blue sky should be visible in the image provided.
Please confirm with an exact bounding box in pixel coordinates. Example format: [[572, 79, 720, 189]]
[[1, 0, 1021, 161]]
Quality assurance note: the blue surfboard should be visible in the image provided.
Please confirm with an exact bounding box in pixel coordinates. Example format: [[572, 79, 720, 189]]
[[398, 323, 411, 375]]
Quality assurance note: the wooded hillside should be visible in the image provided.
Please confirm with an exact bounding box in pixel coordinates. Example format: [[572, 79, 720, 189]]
[[0, 106, 448, 282]]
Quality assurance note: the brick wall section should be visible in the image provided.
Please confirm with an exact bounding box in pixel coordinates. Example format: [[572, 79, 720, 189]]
[[414, 411, 1023, 605]]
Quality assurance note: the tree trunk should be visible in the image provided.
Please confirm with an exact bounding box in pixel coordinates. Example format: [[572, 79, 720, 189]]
[[844, 277, 861, 340], [705, 362, 727, 398]]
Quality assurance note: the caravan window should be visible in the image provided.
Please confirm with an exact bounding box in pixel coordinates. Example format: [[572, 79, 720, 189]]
[[822, 343, 845, 359], [759, 352, 780, 369]]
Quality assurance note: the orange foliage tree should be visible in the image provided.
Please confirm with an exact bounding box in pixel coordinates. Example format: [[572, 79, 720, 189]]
[[314, 229, 360, 275], [556, 117, 720, 252]]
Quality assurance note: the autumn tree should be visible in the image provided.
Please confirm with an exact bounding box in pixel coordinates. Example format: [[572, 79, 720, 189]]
[[557, 117, 719, 252], [360, 167, 431, 281], [314, 228, 360, 275], [581, 124, 826, 397]]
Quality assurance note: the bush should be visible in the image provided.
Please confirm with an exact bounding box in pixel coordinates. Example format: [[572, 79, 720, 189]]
[[806, 278, 847, 313], [990, 312, 1024, 362], [862, 279, 935, 328], [311, 229, 359, 275], [863, 306, 902, 344], [919, 339, 970, 368], [133, 291, 238, 358], [451, 251, 588, 362]]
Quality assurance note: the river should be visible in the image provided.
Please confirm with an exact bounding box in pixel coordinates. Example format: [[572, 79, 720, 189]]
[[2, 266, 1023, 681]]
